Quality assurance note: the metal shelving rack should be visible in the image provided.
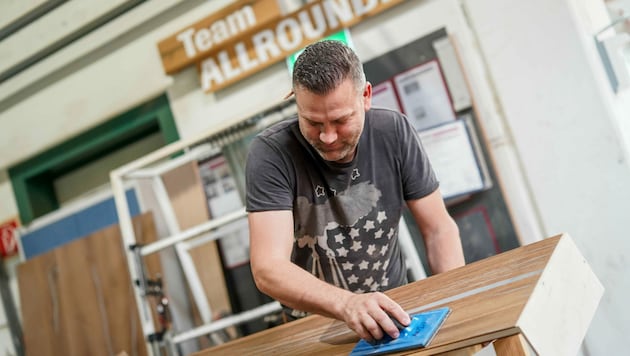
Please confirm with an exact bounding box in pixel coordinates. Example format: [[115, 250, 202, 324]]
[[110, 100, 294, 355]]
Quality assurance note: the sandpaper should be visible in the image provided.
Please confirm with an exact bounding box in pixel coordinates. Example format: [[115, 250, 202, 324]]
[[349, 307, 451, 356]]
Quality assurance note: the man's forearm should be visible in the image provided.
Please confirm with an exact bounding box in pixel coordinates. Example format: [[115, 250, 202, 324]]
[[425, 219, 465, 274], [406, 190, 465, 274], [252, 258, 353, 319]]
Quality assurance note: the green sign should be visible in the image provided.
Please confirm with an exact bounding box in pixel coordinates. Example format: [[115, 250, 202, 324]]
[[285, 29, 354, 76]]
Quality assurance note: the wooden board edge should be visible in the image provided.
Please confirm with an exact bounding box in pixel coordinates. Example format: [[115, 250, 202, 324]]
[[516, 233, 604, 355]]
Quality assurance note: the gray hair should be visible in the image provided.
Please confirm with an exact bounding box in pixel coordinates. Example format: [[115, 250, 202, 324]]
[[292, 40, 366, 95]]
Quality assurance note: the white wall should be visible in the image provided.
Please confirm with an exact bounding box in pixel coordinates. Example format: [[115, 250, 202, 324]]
[[166, 61, 293, 140], [0, 0, 47, 28], [0, 0, 235, 223], [0, 171, 17, 222], [465, 0, 630, 354], [0, 0, 135, 75]]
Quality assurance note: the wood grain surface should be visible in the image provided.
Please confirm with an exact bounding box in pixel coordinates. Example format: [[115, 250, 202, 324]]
[[193, 235, 569, 355]]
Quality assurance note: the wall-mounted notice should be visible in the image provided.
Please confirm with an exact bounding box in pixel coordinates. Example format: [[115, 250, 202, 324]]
[[394, 60, 455, 131], [419, 119, 484, 199], [371, 81, 401, 112]]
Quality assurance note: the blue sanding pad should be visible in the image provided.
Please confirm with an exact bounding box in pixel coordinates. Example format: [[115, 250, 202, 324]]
[[349, 307, 451, 356]]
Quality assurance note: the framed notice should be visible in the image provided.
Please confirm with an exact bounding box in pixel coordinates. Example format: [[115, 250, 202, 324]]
[[371, 81, 401, 112], [394, 60, 455, 131], [418, 116, 490, 199]]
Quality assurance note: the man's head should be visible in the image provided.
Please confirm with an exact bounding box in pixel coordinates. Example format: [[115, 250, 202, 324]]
[[292, 40, 372, 164]]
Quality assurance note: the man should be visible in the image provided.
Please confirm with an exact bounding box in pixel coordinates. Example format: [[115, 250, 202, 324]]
[[245, 40, 464, 343]]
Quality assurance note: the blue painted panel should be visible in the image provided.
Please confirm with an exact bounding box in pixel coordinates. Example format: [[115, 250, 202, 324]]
[[74, 189, 140, 238], [21, 217, 79, 260], [21, 189, 140, 259]]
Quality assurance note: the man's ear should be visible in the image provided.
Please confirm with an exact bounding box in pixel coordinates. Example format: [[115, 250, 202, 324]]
[[363, 81, 372, 111]]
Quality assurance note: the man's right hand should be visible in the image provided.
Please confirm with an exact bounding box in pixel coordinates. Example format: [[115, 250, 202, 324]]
[[339, 292, 411, 343]]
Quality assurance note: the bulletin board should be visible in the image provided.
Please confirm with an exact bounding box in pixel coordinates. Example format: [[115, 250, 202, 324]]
[[363, 28, 520, 266], [418, 115, 491, 200]]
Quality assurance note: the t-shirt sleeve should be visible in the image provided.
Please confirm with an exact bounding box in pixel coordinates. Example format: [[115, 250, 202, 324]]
[[397, 115, 439, 200], [245, 136, 295, 212]]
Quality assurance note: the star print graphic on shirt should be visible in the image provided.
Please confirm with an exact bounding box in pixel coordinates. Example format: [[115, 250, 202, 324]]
[[294, 176, 399, 293]]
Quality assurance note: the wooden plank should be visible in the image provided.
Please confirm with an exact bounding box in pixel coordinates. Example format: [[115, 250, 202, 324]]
[[188, 242, 231, 316], [56, 228, 110, 356], [134, 209, 163, 283], [493, 334, 530, 356], [17, 252, 69, 355], [193, 236, 564, 355], [17, 213, 158, 356], [91, 214, 156, 356], [194, 272, 536, 355], [162, 161, 233, 316], [193, 234, 601, 355], [161, 161, 214, 229]]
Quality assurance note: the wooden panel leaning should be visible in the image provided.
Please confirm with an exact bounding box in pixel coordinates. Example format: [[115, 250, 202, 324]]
[[194, 233, 603, 355], [17, 212, 161, 356]]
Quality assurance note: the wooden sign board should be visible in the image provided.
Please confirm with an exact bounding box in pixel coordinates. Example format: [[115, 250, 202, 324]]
[[157, 0, 405, 93], [158, 0, 283, 75]]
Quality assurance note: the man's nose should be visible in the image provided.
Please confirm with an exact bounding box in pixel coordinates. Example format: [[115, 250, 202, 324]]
[[319, 125, 337, 144]]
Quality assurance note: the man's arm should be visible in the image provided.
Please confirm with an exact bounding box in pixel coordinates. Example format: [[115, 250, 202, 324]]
[[248, 210, 410, 342], [406, 189, 465, 273]]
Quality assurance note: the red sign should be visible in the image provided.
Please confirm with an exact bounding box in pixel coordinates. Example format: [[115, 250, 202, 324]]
[[0, 219, 19, 258]]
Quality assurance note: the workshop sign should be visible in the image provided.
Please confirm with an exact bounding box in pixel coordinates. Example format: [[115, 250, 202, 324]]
[[158, 0, 404, 93], [158, 0, 282, 74]]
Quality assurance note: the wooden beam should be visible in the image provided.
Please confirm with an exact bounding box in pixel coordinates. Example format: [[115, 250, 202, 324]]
[[493, 334, 530, 356]]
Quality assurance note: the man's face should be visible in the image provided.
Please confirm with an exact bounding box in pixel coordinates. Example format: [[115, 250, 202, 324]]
[[296, 78, 372, 163]]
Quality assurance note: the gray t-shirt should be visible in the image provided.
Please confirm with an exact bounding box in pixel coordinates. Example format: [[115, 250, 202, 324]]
[[246, 108, 438, 316]]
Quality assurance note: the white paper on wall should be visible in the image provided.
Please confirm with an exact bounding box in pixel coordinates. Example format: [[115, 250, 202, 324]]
[[394, 60, 455, 131]]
